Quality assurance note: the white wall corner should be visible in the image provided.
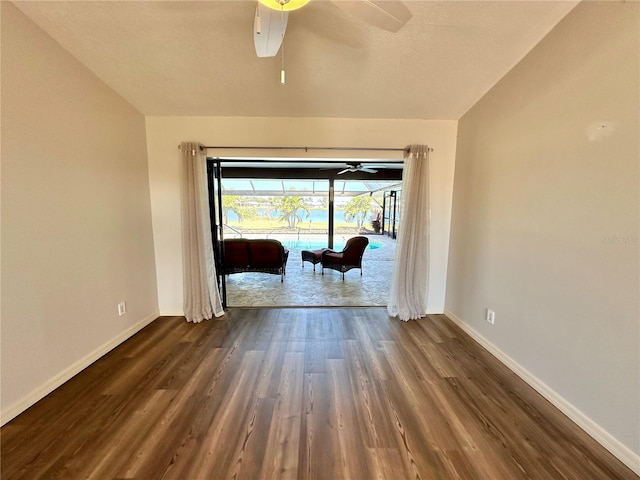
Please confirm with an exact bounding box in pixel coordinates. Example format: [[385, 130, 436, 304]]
[[0, 312, 159, 426], [444, 310, 640, 477]]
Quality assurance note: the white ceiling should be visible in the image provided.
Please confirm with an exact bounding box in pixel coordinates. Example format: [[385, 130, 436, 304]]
[[13, 0, 578, 120]]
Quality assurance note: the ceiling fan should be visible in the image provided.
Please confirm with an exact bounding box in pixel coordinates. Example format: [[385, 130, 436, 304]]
[[254, 0, 412, 58], [337, 162, 378, 175]]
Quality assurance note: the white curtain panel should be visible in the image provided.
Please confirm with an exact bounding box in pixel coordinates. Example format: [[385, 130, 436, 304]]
[[180, 142, 224, 322], [387, 144, 431, 321]]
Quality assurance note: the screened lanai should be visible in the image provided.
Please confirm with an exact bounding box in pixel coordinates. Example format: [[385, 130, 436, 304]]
[[208, 158, 403, 306]]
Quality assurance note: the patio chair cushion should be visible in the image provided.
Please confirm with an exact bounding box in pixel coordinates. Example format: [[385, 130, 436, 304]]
[[321, 236, 369, 279]]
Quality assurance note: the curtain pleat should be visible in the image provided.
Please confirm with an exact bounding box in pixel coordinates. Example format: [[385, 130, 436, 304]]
[[387, 144, 430, 321], [180, 142, 224, 322]]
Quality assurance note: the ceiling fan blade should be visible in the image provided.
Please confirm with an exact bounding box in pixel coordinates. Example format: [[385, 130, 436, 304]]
[[361, 167, 378, 173], [254, 2, 288, 58], [337, 168, 351, 175], [330, 0, 412, 33]]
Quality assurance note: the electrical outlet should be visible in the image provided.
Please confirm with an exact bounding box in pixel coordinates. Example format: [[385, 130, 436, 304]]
[[486, 308, 495, 325], [117, 302, 127, 317]]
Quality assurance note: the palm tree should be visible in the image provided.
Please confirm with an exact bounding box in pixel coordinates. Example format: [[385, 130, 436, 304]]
[[275, 196, 310, 228], [344, 195, 372, 229]]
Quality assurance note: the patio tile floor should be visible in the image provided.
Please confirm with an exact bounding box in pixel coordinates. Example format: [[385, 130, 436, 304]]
[[224, 234, 395, 307]]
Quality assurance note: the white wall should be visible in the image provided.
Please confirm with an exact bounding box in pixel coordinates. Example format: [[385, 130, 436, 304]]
[[1, 3, 159, 422], [146, 117, 457, 315], [446, 1, 639, 471]]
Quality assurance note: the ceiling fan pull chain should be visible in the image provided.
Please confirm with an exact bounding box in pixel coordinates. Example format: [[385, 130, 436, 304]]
[[280, 8, 286, 85]]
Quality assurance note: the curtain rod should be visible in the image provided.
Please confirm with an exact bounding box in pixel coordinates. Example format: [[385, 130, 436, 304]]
[[204, 159, 401, 164], [178, 145, 433, 153]]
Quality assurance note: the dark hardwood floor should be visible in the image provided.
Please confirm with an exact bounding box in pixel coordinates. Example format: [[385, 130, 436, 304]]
[[1, 308, 637, 479]]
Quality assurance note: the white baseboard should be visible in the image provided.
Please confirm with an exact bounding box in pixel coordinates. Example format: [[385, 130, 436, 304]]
[[0, 311, 159, 426], [444, 310, 640, 476], [159, 310, 184, 317]]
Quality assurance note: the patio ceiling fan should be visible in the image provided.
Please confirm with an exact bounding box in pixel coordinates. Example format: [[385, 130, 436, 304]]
[[254, 0, 412, 57], [337, 162, 378, 175]]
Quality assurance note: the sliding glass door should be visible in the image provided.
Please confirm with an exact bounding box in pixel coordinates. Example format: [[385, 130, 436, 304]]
[[383, 190, 401, 239], [333, 179, 384, 248], [206, 159, 227, 305], [218, 178, 330, 248]]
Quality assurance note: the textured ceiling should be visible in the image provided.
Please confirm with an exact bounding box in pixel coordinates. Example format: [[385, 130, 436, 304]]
[[13, 0, 578, 119]]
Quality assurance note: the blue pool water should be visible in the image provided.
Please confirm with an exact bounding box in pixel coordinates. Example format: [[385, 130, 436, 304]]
[[280, 239, 383, 251]]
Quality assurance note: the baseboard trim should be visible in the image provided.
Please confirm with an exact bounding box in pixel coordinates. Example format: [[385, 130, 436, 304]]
[[444, 310, 640, 476], [0, 311, 159, 426], [159, 310, 184, 317]]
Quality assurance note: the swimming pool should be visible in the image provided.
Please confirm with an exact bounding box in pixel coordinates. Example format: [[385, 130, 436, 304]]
[[279, 238, 384, 251]]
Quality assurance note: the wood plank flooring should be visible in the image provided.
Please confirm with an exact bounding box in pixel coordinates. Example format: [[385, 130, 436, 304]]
[[1, 308, 637, 479]]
